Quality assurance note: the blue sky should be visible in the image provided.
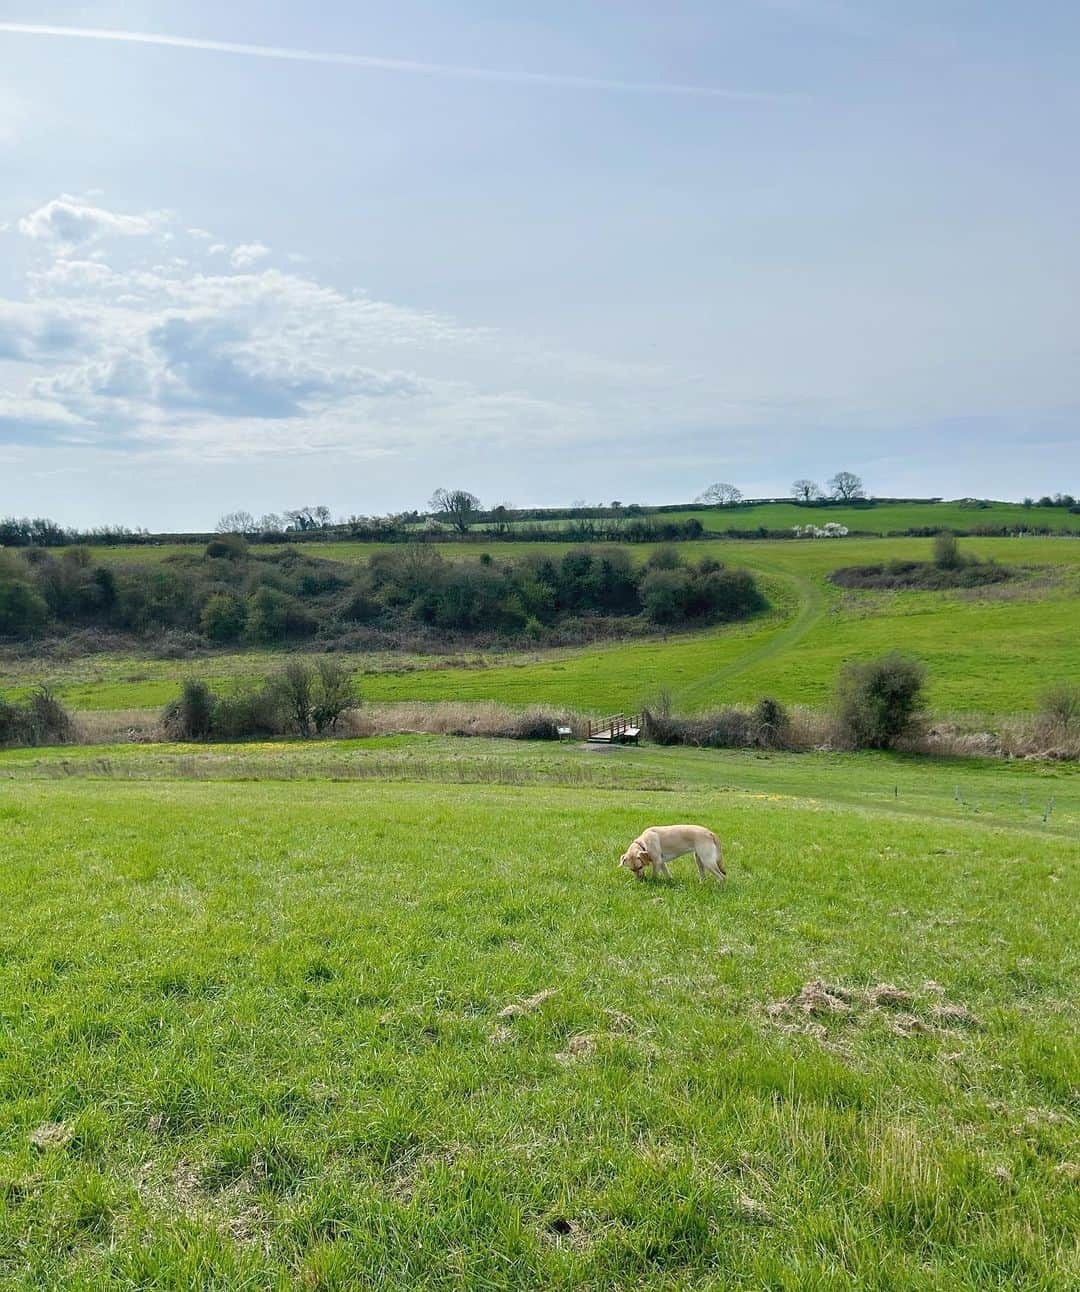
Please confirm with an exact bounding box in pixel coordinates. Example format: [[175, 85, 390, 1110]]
[[1, 1, 1077, 527]]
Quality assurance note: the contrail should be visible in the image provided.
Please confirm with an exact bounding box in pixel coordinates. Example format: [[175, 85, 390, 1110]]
[[0, 21, 794, 101]]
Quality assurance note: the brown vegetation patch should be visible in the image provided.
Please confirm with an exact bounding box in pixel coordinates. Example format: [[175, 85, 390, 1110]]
[[865, 984, 914, 1009], [555, 1033, 598, 1063], [931, 1002, 983, 1029], [498, 988, 558, 1019], [29, 1122, 73, 1151], [767, 981, 983, 1041]]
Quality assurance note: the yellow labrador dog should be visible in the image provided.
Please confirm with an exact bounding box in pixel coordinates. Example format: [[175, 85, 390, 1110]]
[[620, 825, 726, 883]]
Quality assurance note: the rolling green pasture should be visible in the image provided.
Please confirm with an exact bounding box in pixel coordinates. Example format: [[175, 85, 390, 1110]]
[[680, 500, 1080, 535], [470, 499, 1080, 536], [8, 536, 1076, 718], [452, 499, 1079, 536], [0, 739, 1076, 1287]]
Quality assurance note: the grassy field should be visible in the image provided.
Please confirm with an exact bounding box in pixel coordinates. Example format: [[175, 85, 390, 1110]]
[[466, 500, 1080, 537], [7, 536, 1077, 718], [0, 737, 1076, 1287], [677, 500, 1080, 536]]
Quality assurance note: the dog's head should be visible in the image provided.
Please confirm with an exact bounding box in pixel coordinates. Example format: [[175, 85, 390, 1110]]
[[619, 841, 648, 877]]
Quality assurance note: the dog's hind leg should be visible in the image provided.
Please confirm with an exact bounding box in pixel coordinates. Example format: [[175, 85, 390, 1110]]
[[695, 854, 706, 882]]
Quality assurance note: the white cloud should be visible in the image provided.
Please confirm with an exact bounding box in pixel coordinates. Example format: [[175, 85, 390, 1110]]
[[2, 192, 724, 467], [230, 242, 271, 268], [187, 227, 213, 240], [17, 195, 166, 251], [0, 391, 91, 442]]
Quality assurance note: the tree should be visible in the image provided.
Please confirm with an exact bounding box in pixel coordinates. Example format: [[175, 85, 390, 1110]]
[[791, 479, 822, 503], [828, 471, 865, 502], [215, 510, 256, 535], [274, 657, 358, 737], [311, 658, 359, 733], [283, 506, 331, 532], [489, 504, 512, 535], [429, 488, 482, 534], [697, 483, 743, 506]]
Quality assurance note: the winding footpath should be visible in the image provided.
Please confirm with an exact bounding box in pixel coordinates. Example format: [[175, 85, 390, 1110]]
[[669, 557, 827, 709]]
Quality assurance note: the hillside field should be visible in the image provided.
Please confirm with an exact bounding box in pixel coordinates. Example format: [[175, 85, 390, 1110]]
[[0, 739, 1076, 1288], [6, 535, 1077, 719], [490, 500, 1080, 537]]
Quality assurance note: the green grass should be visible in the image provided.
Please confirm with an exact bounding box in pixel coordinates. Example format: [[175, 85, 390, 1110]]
[[687, 500, 1080, 535], [7, 536, 1077, 717], [1, 738, 1077, 1287], [448, 499, 1080, 536]]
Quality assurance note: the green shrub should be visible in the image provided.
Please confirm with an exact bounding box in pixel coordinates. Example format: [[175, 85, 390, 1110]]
[[204, 534, 249, 560], [247, 587, 294, 642], [0, 571, 49, 636], [753, 696, 790, 748], [212, 684, 287, 740], [199, 592, 247, 643], [162, 679, 216, 739], [932, 530, 961, 569], [641, 568, 690, 624], [159, 663, 358, 741], [835, 654, 926, 749]]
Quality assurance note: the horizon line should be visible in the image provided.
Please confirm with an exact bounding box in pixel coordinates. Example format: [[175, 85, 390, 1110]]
[[0, 22, 799, 102]]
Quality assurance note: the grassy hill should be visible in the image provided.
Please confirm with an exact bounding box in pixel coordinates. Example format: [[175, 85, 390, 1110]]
[[6, 535, 1077, 719], [1, 738, 1076, 1287], [687, 499, 1080, 535]]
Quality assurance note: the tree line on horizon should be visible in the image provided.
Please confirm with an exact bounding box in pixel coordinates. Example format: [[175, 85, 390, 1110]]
[[1, 479, 1076, 550]]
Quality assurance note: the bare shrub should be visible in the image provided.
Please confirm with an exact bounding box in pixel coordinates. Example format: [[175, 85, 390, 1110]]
[[75, 710, 163, 744], [1037, 682, 1080, 740], [337, 701, 580, 741], [643, 700, 795, 750], [0, 686, 73, 747]]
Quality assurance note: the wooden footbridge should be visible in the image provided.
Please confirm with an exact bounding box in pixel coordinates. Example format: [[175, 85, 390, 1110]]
[[585, 713, 642, 745]]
